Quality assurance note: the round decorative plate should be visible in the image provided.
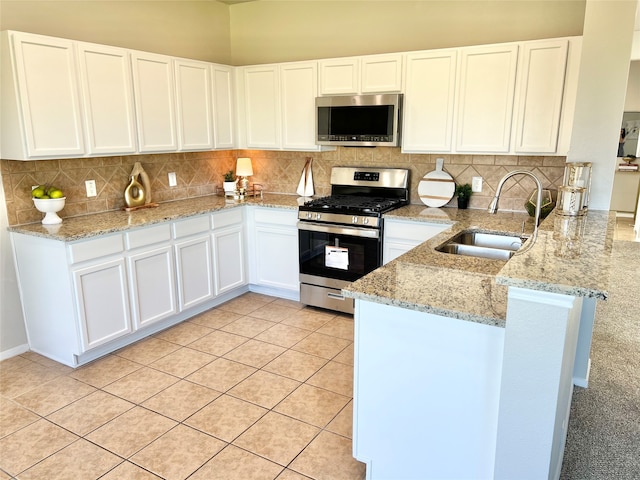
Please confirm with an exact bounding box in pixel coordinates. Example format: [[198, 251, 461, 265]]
[[418, 159, 455, 207]]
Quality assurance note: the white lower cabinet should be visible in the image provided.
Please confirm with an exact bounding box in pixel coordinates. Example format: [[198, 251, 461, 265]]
[[247, 207, 300, 298], [174, 235, 215, 311], [383, 219, 450, 264], [72, 258, 132, 351]]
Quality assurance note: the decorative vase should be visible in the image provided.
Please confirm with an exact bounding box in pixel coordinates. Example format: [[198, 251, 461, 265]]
[[124, 175, 146, 208], [457, 196, 469, 209]]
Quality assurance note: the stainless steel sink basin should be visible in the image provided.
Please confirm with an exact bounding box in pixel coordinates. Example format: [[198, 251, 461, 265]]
[[436, 230, 526, 261]]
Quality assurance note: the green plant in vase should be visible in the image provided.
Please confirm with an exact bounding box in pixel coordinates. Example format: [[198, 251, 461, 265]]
[[455, 183, 472, 209]]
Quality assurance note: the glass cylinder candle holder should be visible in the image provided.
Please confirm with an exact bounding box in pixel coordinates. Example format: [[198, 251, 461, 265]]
[[562, 162, 592, 210]]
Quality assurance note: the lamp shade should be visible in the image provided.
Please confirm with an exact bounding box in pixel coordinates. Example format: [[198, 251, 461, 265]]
[[236, 157, 253, 176]]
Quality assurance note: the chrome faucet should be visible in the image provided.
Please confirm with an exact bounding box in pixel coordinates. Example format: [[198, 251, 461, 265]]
[[488, 170, 543, 250]]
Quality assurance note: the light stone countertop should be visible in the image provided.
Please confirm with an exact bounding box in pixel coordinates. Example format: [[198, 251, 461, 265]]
[[7, 193, 301, 241], [342, 206, 615, 327]]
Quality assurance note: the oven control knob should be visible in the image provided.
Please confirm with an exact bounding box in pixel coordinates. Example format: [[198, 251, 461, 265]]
[[306, 212, 312, 219], [363, 218, 369, 225], [315, 213, 321, 220], [352, 216, 358, 224]]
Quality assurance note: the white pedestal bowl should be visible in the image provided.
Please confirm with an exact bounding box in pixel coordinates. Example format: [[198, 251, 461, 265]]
[[33, 197, 66, 225]]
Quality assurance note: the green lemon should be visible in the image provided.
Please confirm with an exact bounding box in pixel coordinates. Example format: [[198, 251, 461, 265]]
[[31, 187, 46, 198], [49, 189, 64, 199]]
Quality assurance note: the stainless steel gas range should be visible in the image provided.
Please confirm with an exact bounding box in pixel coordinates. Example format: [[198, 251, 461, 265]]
[[297, 166, 410, 314]]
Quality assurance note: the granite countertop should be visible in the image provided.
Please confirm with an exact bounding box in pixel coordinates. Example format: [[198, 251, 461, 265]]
[[342, 206, 615, 327], [7, 193, 301, 241]]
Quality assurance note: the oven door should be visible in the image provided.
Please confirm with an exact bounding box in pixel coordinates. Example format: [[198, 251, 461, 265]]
[[298, 221, 381, 283]]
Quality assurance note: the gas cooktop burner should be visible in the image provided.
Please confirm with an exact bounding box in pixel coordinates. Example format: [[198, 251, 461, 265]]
[[303, 195, 403, 213]]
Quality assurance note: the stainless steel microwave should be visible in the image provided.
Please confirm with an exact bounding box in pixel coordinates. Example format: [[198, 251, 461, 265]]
[[315, 94, 403, 147]]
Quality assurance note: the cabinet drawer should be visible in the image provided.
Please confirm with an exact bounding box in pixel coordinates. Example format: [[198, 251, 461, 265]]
[[68, 234, 124, 264], [211, 208, 243, 229], [126, 223, 171, 249], [384, 220, 450, 242], [173, 215, 210, 238], [253, 207, 297, 227]]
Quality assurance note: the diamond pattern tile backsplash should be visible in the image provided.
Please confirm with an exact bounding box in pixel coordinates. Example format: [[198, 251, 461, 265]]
[[1, 148, 566, 226]]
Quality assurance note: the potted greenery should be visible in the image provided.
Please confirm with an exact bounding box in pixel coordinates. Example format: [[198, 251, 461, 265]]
[[455, 183, 472, 209], [223, 170, 236, 194]]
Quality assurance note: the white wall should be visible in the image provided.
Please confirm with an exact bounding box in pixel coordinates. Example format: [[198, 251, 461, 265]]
[[567, 0, 638, 211]]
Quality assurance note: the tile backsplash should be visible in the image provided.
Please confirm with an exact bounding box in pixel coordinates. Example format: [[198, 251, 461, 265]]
[[1, 148, 566, 226]]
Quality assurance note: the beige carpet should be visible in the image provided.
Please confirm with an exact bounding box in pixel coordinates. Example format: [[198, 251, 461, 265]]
[[561, 240, 640, 479]]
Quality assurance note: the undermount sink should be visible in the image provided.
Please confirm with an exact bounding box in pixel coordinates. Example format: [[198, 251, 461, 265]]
[[436, 230, 527, 261]]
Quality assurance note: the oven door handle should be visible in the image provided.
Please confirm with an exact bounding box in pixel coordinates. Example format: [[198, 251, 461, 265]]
[[297, 221, 380, 239]]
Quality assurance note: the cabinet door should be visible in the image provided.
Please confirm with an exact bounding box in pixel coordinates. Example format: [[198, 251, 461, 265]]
[[243, 65, 281, 149], [456, 45, 518, 153], [403, 50, 458, 153], [9, 32, 85, 158], [513, 40, 568, 154], [319, 58, 360, 95], [72, 258, 132, 352], [253, 224, 299, 291], [361, 54, 403, 93], [128, 246, 177, 329], [281, 62, 320, 151], [77, 42, 137, 155], [382, 220, 450, 264], [174, 235, 214, 311], [212, 225, 246, 295], [212, 64, 235, 149], [174, 59, 214, 151], [131, 52, 178, 152]]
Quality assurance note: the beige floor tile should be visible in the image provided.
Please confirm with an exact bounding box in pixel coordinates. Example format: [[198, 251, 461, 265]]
[[86, 406, 177, 457], [149, 347, 216, 378], [274, 384, 350, 428], [290, 431, 365, 480], [189, 330, 249, 356], [221, 316, 277, 337], [0, 469, 10, 479], [0, 355, 33, 373], [218, 295, 269, 315], [153, 321, 214, 346], [68, 354, 142, 388], [102, 366, 179, 404], [247, 303, 300, 322], [47, 390, 134, 436], [100, 461, 163, 479], [131, 424, 226, 480], [276, 470, 314, 480], [0, 397, 40, 438], [187, 358, 256, 392], [223, 339, 286, 368], [190, 444, 284, 480], [292, 332, 352, 360], [115, 336, 181, 365], [0, 361, 63, 398], [228, 371, 300, 409], [281, 309, 336, 331], [325, 401, 354, 439], [0, 419, 77, 476], [143, 380, 221, 422], [13, 375, 96, 416], [263, 350, 328, 382], [306, 361, 353, 397], [316, 316, 355, 341], [333, 343, 354, 366], [18, 352, 73, 375], [255, 323, 312, 348], [189, 308, 242, 329], [233, 412, 320, 467], [272, 298, 305, 310], [18, 438, 120, 480], [185, 394, 267, 442]]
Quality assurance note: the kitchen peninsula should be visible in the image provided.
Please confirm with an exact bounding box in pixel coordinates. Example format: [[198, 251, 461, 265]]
[[342, 206, 614, 480]]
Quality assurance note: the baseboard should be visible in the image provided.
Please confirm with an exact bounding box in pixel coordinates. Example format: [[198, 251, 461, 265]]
[[0, 343, 29, 361]]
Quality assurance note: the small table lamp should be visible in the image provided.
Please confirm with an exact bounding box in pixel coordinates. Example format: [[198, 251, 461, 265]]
[[236, 157, 253, 195]]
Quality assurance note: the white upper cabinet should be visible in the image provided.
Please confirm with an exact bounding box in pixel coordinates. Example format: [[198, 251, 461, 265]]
[[512, 39, 569, 154], [402, 50, 458, 153], [456, 44, 519, 153], [281, 62, 319, 150], [242, 65, 282, 149], [319, 54, 402, 95], [211, 64, 236, 149], [174, 58, 214, 151], [77, 42, 137, 155], [131, 51, 178, 153], [1, 31, 86, 159]]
